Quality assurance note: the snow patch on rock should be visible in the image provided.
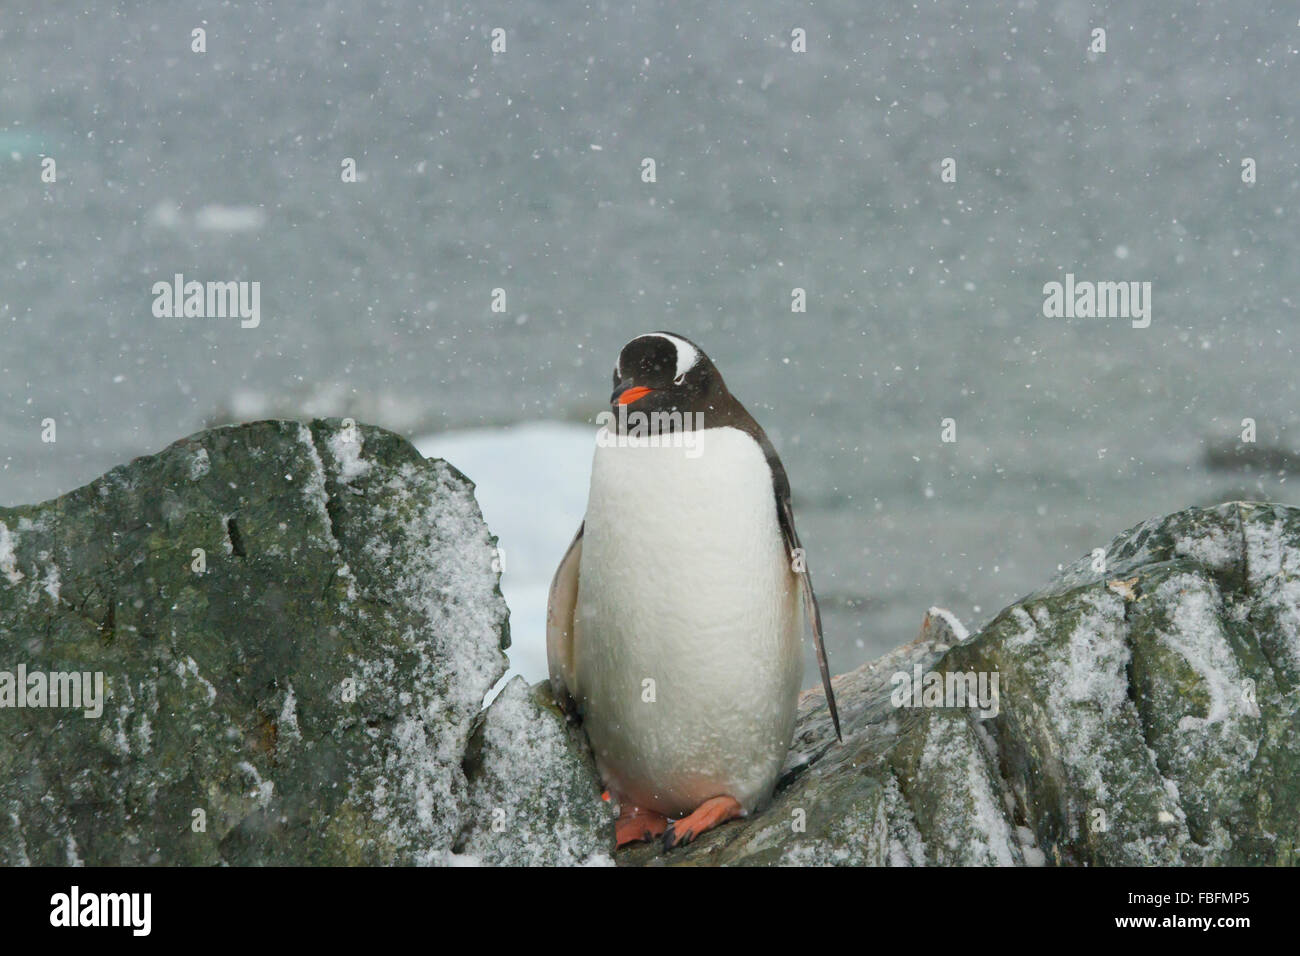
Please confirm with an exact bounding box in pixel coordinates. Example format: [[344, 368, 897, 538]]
[[0, 521, 24, 585]]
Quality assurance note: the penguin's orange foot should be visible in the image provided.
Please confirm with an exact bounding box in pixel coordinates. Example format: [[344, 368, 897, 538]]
[[614, 805, 670, 847], [662, 795, 744, 850]]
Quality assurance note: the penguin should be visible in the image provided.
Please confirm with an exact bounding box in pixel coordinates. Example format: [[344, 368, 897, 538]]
[[546, 331, 840, 850]]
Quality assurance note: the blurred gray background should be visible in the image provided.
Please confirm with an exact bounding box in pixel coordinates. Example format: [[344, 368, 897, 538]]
[[2, 1, 1297, 673]]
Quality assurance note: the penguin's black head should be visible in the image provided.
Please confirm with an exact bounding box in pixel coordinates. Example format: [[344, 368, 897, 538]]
[[610, 331, 721, 416]]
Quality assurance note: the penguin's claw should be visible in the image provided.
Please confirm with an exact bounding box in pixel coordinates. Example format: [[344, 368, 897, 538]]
[[614, 806, 669, 847], [662, 795, 744, 851]]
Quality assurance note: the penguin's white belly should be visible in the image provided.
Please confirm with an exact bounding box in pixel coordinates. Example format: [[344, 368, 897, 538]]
[[575, 426, 803, 817]]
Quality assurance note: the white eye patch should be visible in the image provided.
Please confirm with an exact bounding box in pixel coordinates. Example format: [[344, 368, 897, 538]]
[[637, 332, 700, 381]]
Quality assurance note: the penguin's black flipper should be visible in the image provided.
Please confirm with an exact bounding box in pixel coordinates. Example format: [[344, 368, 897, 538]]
[[546, 521, 585, 720], [744, 420, 843, 745], [776, 494, 842, 743]]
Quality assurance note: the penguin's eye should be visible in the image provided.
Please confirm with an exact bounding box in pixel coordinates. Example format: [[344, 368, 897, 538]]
[[673, 372, 686, 385]]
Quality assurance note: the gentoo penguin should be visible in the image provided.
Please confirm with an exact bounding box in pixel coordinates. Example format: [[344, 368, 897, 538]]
[[546, 331, 840, 850]]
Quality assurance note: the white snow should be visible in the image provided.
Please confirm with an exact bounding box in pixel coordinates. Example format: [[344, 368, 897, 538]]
[[0, 520, 24, 585], [1243, 508, 1300, 673], [1016, 826, 1047, 866], [41, 560, 60, 603], [415, 421, 595, 698], [1060, 601, 1132, 718], [328, 428, 372, 483], [1005, 606, 1039, 650], [457, 677, 614, 866], [7, 813, 29, 867], [295, 423, 337, 540], [176, 656, 217, 706], [926, 605, 970, 642], [1175, 524, 1236, 572], [237, 761, 275, 807], [881, 774, 927, 866], [919, 714, 1018, 866], [278, 684, 301, 746], [1154, 573, 1249, 729], [339, 445, 510, 861], [1029, 589, 1189, 854], [1036, 593, 1141, 805]]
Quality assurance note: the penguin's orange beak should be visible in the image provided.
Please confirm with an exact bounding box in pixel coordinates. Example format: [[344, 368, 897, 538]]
[[612, 384, 654, 405]]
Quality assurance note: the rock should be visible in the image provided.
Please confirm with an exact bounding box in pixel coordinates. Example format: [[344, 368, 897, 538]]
[[5, 426, 1297, 869], [0, 418, 515, 865], [617, 635, 1003, 866], [964, 499, 1300, 865], [619, 501, 1300, 866], [456, 678, 614, 866], [916, 605, 970, 648]]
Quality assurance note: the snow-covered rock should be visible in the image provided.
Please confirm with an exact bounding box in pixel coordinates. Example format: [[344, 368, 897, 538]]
[[3, 426, 1296, 867], [0, 419, 526, 864], [621, 501, 1300, 866], [456, 677, 614, 866]]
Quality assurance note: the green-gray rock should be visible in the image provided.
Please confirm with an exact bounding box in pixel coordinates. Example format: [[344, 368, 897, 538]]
[[0, 419, 525, 864], [4, 424, 1298, 867], [457, 677, 614, 866], [619, 501, 1300, 866]]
